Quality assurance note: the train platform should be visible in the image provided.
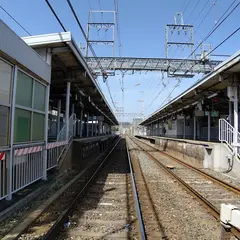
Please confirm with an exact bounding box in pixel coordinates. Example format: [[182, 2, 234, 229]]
[[135, 135, 240, 179]]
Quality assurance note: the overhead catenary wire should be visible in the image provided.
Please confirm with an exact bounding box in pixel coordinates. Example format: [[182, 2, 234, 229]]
[[172, 0, 240, 75], [149, 1, 239, 113], [114, 0, 122, 56], [185, 0, 201, 23], [0, 5, 31, 35], [185, 25, 240, 74], [183, 0, 191, 15], [66, 0, 116, 108], [44, 0, 116, 109]]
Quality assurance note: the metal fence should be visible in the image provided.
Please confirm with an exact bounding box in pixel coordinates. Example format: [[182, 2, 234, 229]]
[[12, 143, 44, 193], [47, 141, 67, 170], [0, 149, 8, 200], [0, 113, 77, 201]]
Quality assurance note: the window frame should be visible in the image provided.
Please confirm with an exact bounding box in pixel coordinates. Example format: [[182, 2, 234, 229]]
[[0, 57, 14, 148], [14, 68, 47, 144]]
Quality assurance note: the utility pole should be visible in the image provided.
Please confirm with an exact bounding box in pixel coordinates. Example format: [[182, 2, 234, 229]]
[[165, 12, 194, 77]]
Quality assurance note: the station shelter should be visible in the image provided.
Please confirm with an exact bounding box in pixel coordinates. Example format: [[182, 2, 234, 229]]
[[0, 20, 117, 201], [140, 51, 240, 176]]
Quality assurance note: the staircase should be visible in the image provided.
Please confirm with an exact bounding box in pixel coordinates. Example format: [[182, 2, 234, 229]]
[[219, 118, 240, 158]]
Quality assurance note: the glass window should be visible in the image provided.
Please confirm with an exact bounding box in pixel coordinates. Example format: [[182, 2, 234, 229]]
[[14, 108, 31, 143], [33, 81, 45, 111], [0, 59, 12, 105], [16, 71, 33, 108], [32, 113, 44, 141], [0, 106, 9, 146]]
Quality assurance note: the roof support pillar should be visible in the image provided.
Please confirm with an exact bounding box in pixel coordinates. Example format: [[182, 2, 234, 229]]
[[183, 116, 186, 139], [233, 76, 238, 156], [193, 116, 196, 140], [65, 81, 71, 141], [229, 100, 232, 126], [79, 108, 83, 138], [208, 112, 211, 142], [92, 114, 94, 137], [86, 113, 89, 137], [57, 100, 61, 136]]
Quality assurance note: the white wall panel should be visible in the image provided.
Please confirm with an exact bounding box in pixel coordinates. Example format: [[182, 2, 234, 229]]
[[0, 21, 51, 83]]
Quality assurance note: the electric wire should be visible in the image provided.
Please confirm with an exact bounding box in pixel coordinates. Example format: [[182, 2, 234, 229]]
[[172, 0, 240, 75], [150, 1, 238, 112], [183, 0, 191, 15], [114, 0, 122, 56], [186, 0, 201, 23], [0, 5, 31, 35], [185, 25, 240, 74], [65, 0, 116, 108], [45, 0, 116, 109], [45, 0, 67, 32]]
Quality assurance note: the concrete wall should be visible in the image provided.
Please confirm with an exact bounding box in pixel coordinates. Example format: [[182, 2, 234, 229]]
[[155, 137, 206, 167]]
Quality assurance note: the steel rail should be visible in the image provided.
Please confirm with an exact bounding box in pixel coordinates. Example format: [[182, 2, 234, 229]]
[[41, 137, 146, 239], [135, 137, 240, 195], [43, 137, 121, 239], [129, 136, 240, 239], [126, 142, 146, 240]]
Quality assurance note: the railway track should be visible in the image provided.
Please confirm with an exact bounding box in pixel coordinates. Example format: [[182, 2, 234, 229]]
[[6, 137, 146, 240], [129, 135, 240, 239]]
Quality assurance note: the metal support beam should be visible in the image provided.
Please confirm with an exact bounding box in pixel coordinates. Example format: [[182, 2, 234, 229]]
[[229, 100, 232, 126], [193, 116, 196, 140], [233, 78, 238, 156], [183, 116, 186, 139], [86, 113, 89, 137], [79, 108, 83, 138], [7, 66, 18, 200], [65, 81, 71, 141], [43, 48, 52, 181], [208, 112, 211, 142], [92, 114, 94, 137], [86, 57, 222, 77], [57, 100, 61, 135]]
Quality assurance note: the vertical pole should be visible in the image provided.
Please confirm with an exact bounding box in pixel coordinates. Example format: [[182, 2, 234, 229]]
[[86, 113, 89, 137], [57, 100, 61, 136], [229, 100, 232, 125], [208, 112, 211, 142], [71, 103, 75, 115], [79, 108, 83, 138], [43, 48, 52, 181], [95, 119, 98, 136], [7, 66, 18, 200], [193, 116, 196, 140], [98, 120, 101, 136], [92, 114, 94, 137], [183, 116, 186, 139], [233, 79, 238, 156], [71, 103, 75, 137], [65, 81, 71, 141]]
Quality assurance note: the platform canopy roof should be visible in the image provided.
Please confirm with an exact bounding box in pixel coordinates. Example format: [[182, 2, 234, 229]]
[[141, 50, 240, 126], [23, 32, 118, 126]]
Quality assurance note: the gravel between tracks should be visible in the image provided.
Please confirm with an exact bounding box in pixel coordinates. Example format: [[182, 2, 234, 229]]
[[127, 137, 235, 240], [0, 170, 78, 239]]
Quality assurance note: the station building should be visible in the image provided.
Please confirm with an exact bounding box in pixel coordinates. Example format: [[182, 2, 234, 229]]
[[140, 51, 240, 176], [0, 20, 117, 201]]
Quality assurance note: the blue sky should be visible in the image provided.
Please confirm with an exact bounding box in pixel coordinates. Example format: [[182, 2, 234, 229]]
[[1, 0, 239, 122]]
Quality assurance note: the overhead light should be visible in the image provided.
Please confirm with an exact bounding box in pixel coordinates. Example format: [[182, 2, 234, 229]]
[[184, 105, 190, 109], [207, 93, 218, 99], [191, 101, 198, 106]]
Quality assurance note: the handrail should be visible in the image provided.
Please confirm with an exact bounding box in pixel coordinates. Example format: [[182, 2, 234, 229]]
[[57, 113, 76, 142], [219, 118, 240, 158]]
